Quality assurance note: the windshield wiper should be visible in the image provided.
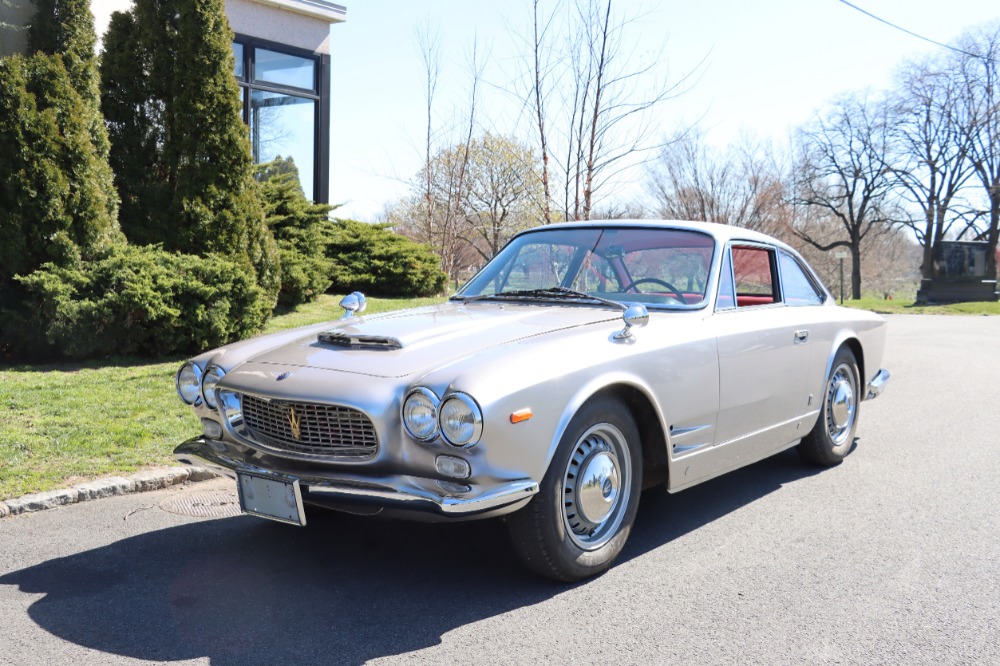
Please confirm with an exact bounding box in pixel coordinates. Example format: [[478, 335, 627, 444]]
[[454, 287, 626, 311]]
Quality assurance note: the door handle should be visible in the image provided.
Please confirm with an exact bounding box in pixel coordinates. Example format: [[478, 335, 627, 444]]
[[794, 330, 809, 344]]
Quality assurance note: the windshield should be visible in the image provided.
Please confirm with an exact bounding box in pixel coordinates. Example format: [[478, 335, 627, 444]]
[[455, 226, 716, 308]]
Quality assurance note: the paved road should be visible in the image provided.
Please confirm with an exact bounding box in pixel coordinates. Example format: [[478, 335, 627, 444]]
[[1, 314, 998, 665]]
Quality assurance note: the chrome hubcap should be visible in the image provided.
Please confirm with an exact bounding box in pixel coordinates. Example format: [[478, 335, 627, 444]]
[[563, 424, 632, 551], [826, 364, 856, 445]]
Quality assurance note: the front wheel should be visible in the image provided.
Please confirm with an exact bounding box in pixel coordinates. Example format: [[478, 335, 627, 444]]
[[798, 347, 860, 466], [507, 396, 642, 582]]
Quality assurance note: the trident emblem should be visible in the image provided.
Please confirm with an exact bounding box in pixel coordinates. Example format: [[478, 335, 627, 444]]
[[288, 406, 302, 440]]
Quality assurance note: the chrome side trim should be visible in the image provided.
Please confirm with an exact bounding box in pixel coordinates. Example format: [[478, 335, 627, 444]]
[[865, 368, 890, 400], [174, 436, 538, 516], [716, 410, 820, 449]]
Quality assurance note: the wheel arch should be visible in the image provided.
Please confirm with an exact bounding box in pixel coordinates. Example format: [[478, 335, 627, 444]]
[[826, 333, 865, 386], [553, 381, 670, 492]]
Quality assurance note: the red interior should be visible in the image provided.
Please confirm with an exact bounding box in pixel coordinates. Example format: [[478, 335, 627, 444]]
[[735, 295, 775, 307]]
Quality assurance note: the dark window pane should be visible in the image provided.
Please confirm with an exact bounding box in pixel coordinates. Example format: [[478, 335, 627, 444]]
[[253, 48, 315, 91], [249, 90, 316, 197], [233, 43, 244, 78]]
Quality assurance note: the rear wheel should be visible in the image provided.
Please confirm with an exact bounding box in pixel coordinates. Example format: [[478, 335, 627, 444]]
[[507, 396, 642, 582], [798, 347, 860, 466]]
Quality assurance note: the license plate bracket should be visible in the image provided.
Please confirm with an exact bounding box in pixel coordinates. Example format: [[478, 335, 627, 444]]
[[237, 473, 306, 526]]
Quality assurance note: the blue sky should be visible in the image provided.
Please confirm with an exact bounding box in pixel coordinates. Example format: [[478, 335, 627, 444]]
[[325, 1, 1000, 219]]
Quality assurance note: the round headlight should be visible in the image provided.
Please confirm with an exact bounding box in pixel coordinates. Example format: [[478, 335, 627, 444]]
[[176, 362, 203, 405], [402, 387, 440, 441], [439, 393, 483, 446], [201, 365, 226, 409]]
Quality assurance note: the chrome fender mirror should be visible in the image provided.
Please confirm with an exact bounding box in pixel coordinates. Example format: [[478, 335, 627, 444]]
[[613, 304, 649, 340], [339, 291, 367, 319]]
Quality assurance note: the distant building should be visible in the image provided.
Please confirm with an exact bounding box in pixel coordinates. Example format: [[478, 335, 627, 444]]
[[0, 0, 346, 203], [916, 240, 1000, 303]]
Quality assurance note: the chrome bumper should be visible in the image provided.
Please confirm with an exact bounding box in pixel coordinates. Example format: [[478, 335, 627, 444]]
[[174, 437, 538, 518], [865, 368, 890, 400]]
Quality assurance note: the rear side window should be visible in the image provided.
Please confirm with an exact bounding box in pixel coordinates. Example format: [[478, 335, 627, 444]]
[[779, 252, 824, 305], [731, 246, 778, 307]]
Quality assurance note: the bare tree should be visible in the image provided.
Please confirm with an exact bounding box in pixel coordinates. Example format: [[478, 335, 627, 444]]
[[792, 93, 897, 299], [647, 129, 787, 234], [954, 23, 1000, 282], [888, 54, 974, 282], [406, 27, 484, 281], [523, 0, 698, 221]]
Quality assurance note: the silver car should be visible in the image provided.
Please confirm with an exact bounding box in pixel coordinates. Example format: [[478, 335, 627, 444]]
[[174, 221, 889, 581]]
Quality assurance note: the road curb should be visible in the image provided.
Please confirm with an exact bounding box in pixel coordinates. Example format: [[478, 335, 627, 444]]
[[1, 466, 218, 518]]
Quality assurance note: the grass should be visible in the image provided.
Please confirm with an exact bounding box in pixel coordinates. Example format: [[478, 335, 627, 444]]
[[0, 295, 445, 501], [841, 296, 1000, 315]]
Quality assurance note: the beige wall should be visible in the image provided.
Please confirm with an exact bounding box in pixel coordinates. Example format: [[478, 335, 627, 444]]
[[1, 0, 344, 57], [226, 0, 335, 55]]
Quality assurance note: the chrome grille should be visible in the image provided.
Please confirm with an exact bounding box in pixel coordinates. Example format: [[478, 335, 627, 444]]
[[239, 394, 378, 459]]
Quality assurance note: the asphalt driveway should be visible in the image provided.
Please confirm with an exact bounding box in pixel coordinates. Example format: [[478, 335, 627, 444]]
[[0, 313, 997, 665]]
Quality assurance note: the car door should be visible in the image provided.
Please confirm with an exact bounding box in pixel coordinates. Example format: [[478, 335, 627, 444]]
[[710, 243, 813, 462]]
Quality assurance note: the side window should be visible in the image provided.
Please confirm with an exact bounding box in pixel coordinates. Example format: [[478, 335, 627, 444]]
[[779, 252, 824, 306], [732, 246, 778, 307], [716, 248, 736, 310]]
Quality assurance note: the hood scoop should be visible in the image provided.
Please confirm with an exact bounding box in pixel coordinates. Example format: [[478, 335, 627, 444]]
[[317, 331, 403, 350]]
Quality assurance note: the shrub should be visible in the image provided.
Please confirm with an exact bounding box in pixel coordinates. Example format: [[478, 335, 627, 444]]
[[0, 54, 121, 288], [100, 0, 279, 306], [258, 159, 334, 306], [7, 245, 270, 360], [327, 219, 447, 297]]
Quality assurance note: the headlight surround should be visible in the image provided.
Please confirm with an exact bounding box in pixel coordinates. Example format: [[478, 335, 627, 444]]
[[402, 387, 440, 441], [176, 362, 203, 405], [201, 365, 226, 409], [439, 392, 483, 447]]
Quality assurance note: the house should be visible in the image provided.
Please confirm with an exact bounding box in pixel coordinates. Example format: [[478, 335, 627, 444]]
[[0, 0, 346, 204]]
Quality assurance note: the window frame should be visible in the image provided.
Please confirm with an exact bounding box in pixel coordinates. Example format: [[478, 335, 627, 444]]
[[233, 34, 330, 203]]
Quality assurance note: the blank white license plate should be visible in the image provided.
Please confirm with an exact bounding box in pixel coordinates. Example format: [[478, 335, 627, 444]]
[[237, 473, 306, 526]]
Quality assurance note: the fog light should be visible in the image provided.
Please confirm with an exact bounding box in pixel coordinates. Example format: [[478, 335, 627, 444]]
[[435, 455, 471, 479], [201, 418, 223, 440]]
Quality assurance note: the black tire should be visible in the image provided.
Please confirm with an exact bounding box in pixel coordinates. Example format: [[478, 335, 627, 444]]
[[798, 346, 860, 466], [507, 396, 642, 582]]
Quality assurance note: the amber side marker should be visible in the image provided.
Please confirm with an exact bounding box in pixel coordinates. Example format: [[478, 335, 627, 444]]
[[510, 408, 533, 424]]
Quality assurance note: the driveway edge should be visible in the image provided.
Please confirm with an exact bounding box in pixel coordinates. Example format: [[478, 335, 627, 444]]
[[0, 466, 218, 518]]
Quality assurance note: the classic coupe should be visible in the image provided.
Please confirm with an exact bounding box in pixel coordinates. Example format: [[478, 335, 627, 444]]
[[174, 220, 889, 581]]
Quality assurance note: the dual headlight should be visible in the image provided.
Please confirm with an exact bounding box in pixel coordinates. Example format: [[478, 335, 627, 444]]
[[402, 387, 483, 447], [176, 362, 226, 409]]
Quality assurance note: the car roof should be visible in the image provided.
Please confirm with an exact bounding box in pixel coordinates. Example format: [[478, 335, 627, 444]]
[[532, 219, 796, 253]]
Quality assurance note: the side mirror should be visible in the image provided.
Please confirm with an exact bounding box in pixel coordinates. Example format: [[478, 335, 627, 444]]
[[339, 291, 367, 319], [613, 304, 649, 340]]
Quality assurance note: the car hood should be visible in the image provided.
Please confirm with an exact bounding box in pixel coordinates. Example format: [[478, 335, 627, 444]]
[[244, 301, 621, 378]]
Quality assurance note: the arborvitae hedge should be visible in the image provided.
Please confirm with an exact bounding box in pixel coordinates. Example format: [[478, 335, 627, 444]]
[[0, 54, 121, 288], [258, 158, 334, 307], [100, 0, 279, 305], [327, 220, 447, 297]]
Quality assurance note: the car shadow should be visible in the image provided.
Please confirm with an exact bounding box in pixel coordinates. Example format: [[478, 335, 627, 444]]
[[0, 448, 830, 665]]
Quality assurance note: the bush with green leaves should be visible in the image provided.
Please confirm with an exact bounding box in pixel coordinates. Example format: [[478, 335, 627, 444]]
[[0, 53, 121, 290], [100, 0, 279, 305], [258, 158, 334, 307], [327, 219, 447, 297], [7, 245, 270, 360]]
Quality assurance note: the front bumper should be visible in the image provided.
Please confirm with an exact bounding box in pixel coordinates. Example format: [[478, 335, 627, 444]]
[[174, 437, 538, 520], [864, 368, 890, 400]]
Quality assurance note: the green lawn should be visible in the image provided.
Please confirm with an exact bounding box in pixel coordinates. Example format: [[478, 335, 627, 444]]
[[841, 296, 1000, 315], [0, 295, 444, 501]]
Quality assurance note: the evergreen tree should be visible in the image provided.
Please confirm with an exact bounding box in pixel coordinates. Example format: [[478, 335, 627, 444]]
[[27, 0, 111, 161], [100, 0, 279, 303], [0, 54, 121, 288], [258, 158, 335, 306]]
